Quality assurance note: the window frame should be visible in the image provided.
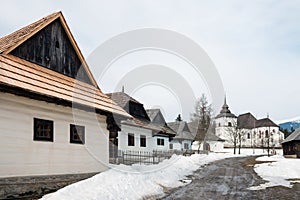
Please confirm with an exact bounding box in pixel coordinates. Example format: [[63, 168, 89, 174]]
[[70, 124, 85, 144], [128, 133, 135, 146], [157, 138, 165, 146], [140, 135, 146, 147], [33, 118, 54, 142], [184, 143, 189, 150]]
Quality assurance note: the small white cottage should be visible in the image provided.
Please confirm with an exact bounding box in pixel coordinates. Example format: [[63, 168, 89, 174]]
[[0, 12, 130, 198], [107, 92, 175, 157], [168, 121, 194, 151]]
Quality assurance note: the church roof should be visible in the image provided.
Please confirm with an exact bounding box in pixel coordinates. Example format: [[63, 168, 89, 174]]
[[0, 12, 130, 118], [256, 118, 278, 128], [237, 113, 257, 129], [282, 128, 300, 144], [215, 96, 237, 119]]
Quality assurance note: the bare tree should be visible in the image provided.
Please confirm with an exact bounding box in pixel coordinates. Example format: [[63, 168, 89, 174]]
[[224, 121, 239, 154], [237, 130, 247, 154], [191, 94, 213, 153]]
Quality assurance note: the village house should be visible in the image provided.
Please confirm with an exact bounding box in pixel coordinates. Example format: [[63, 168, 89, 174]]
[[168, 120, 194, 151], [188, 120, 225, 152], [215, 98, 284, 149], [0, 12, 130, 198], [107, 91, 175, 160], [282, 127, 300, 158]]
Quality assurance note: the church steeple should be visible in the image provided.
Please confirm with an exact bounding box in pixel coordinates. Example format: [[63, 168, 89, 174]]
[[220, 95, 231, 114]]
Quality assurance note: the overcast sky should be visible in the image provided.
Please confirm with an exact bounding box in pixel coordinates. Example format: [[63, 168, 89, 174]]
[[1, 0, 300, 122]]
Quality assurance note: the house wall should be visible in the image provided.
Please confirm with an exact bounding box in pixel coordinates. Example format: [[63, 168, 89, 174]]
[[118, 124, 153, 152], [118, 125, 170, 152], [207, 141, 224, 152], [0, 92, 108, 178], [170, 139, 192, 151], [282, 141, 300, 158], [153, 135, 170, 151]]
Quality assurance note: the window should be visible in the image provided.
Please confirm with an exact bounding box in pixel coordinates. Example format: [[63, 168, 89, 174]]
[[128, 133, 135, 146], [34, 118, 54, 142], [265, 130, 269, 138], [184, 143, 189, 149], [70, 124, 85, 144], [218, 123, 221, 127], [228, 122, 232, 127], [157, 138, 164, 146], [247, 133, 251, 139], [140, 135, 146, 147], [169, 143, 173, 149]]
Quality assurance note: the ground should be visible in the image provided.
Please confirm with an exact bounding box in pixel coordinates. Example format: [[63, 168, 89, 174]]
[[41, 151, 300, 200], [161, 156, 300, 200]]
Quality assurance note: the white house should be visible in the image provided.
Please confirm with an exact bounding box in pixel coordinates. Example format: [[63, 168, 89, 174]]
[[188, 121, 225, 152], [0, 12, 130, 198], [107, 92, 175, 158], [168, 121, 194, 151]]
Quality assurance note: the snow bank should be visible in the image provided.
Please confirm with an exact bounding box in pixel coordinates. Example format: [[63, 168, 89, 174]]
[[222, 148, 282, 156], [249, 155, 300, 190], [41, 153, 237, 200]]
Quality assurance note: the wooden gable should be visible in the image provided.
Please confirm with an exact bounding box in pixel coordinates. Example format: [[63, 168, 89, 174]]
[[10, 19, 91, 84]]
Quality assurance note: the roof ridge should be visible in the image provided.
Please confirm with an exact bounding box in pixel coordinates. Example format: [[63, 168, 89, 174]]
[[0, 11, 60, 54]]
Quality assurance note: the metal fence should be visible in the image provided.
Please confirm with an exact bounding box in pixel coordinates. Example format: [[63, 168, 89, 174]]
[[111, 150, 194, 165]]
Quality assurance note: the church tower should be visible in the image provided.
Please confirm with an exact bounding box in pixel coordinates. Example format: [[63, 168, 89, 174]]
[[214, 96, 237, 146]]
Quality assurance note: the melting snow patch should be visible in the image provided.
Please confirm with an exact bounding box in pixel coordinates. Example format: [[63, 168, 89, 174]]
[[41, 153, 238, 200], [248, 155, 300, 190]]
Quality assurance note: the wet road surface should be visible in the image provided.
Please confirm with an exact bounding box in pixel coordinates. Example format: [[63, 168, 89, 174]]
[[161, 156, 300, 200]]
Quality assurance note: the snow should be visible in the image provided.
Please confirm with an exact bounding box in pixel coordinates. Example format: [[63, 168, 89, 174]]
[[248, 155, 300, 190], [222, 148, 282, 156], [41, 153, 240, 200]]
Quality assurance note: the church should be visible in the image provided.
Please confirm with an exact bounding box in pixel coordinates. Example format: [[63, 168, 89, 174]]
[[215, 97, 284, 149]]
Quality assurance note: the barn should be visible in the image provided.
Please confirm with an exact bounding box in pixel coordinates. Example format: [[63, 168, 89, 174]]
[[282, 128, 300, 158], [0, 12, 129, 198]]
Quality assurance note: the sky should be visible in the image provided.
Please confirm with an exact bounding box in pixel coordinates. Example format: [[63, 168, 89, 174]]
[[1, 0, 300, 122]]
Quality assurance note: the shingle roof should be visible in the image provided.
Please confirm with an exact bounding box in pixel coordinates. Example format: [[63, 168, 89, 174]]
[[237, 113, 257, 129], [282, 128, 300, 144], [146, 109, 160, 122], [215, 97, 237, 119], [106, 92, 142, 109], [0, 12, 130, 118], [0, 12, 60, 54], [187, 120, 224, 142], [256, 118, 278, 128], [0, 54, 130, 117], [168, 121, 194, 140]]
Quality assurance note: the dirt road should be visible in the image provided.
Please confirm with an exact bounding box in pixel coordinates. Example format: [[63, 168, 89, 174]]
[[162, 156, 300, 200]]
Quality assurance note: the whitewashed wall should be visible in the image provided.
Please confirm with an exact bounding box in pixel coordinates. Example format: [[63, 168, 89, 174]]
[[0, 93, 109, 178], [192, 141, 224, 152], [152, 136, 170, 151], [118, 125, 170, 152], [118, 124, 153, 152], [215, 117, 237, 143], [170, 139, 192, 150]]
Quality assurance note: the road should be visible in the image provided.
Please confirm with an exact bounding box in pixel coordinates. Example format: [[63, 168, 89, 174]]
[[161, 156, 300, 200]]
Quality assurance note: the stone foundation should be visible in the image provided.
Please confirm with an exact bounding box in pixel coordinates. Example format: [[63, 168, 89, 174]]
[[0, 172, 98, 199]]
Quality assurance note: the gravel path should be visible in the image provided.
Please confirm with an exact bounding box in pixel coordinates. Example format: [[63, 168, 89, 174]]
[[161, 156, 300, 200]]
